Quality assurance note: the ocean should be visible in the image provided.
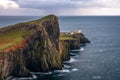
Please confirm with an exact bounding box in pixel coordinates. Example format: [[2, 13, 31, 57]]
[[0, 16, 120, 80]]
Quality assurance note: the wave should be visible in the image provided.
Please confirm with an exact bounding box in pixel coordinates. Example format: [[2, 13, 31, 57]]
[[18, 75, 37, 80], [70, 53, 76, 56], [54, 68, 78, 73], [54, 69, 70, 73], [31, 71, 52, 75], [63, 58, 78, 64], [63, 64, 71, 69], [70, 47, 84, 52], [80, 47, 84, 51], [32, 75, 37, 79], [69, 58, 78, 63], [72, 68, 78, 71]]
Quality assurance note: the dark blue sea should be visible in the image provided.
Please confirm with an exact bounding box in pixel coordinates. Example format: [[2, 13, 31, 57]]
[[0, 16, 120, 80]]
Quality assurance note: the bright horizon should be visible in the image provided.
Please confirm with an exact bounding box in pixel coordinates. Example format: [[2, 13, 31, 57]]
[[0, 0, 120, 16]]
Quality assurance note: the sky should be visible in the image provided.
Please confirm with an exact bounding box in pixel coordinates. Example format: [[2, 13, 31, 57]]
[[0, 0, 120, 16]]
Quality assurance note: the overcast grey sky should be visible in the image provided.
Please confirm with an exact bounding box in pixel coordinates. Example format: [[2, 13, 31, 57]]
[[0, 0, 120, 16]]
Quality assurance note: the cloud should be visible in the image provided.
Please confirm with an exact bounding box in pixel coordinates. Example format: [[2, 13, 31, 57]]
[[17, 0, 78, 10], [15, 0, 120, 9], [0, 0, 19, 9], [83, 0, 120, 8], [73, 8, 120, 15], [0, 8, 45, 16], [0, 0, 120, 15]]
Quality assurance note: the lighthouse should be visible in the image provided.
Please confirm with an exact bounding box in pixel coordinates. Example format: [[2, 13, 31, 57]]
[[78, 29, 81, 33]]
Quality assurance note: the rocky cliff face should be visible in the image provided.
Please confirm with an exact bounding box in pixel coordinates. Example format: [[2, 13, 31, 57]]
[[59, 41, 70, 61], [59, 32, 90, 62], [0, 15, 62, 79], [69, 33, 90, 49], [59, 32, 90, 50], [0, 15, 90, 79]]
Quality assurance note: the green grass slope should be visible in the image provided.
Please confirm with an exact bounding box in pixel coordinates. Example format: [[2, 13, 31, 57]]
[[59, 32, 76, 40], [0, 30, 30, 51]]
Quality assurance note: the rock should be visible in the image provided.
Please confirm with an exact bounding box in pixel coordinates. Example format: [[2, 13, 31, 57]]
[[79, 33, 91, 44], [59, 32, 90, 62], [60, 32, 90, 50], [59, 41, 70, 61]]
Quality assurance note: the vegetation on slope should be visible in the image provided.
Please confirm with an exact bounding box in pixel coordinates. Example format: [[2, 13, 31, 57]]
[[59, 32, 76, 40], [0, 30, 31, 51], [0, 15, 56, 52]]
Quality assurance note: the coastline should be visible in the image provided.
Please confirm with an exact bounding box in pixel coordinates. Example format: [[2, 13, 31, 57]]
[[0, 15, 90, 79]]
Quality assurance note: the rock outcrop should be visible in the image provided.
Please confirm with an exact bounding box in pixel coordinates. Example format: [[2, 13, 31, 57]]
[[59, 41, 70, 61], [59, 32, 90, 63]]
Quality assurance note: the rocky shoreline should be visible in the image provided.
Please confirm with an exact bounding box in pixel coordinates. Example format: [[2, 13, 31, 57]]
[[0, 15, 90, 79]]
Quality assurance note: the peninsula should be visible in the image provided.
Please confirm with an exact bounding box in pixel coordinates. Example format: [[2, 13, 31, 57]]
[[0, 15, 90, 79]]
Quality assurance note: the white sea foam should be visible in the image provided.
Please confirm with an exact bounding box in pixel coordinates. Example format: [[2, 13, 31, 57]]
[[63, 58, 78, 63], [63, 64, 71, 69], [80, 47, 84, 51], [70, 48, 84, 52], [42, 72, 52, 75], [54, 69, 70, 73], [70, 53, 76, 56], [32, 75, 37, 79], [69, 58, 78, 63], [72, 68, 78, 71], [18, 74, 37, 80]]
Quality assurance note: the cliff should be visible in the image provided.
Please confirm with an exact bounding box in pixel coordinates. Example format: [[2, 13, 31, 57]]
[[0, 15, 90, 79], [59, 32, 90, 61], [0, 15, 62, 79], [60, 32, 90, 49]]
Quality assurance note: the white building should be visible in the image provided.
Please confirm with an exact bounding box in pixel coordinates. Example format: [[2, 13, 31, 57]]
[[70, 29, 82, 35]]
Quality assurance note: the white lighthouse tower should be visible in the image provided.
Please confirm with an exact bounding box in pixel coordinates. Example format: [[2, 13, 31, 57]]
[[78, 27, 81, 33]]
